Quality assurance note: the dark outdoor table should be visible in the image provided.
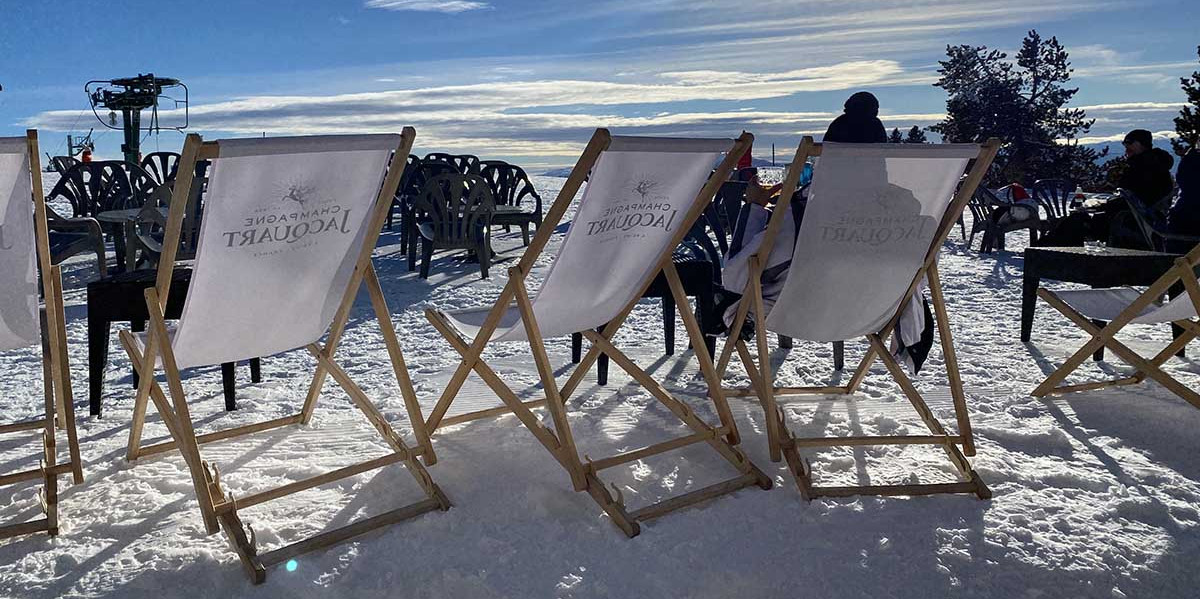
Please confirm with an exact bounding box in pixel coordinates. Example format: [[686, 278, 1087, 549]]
[[96, 207, 168, 273], [86, 268, 260, 416], [1022, 246, 1182, 359]]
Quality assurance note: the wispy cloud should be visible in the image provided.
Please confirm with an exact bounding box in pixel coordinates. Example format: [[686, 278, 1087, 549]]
[[364, 0, 489, 13], [26, 61, 928, 160]]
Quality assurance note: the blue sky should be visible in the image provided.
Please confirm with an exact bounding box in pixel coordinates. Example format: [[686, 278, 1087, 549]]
[[1, 0, 1197, 169]]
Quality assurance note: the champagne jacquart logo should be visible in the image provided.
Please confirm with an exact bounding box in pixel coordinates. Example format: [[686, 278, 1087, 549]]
[[584, 175, 678, 239], [818, 185, 934, 248], [221, 179, 353, 256]]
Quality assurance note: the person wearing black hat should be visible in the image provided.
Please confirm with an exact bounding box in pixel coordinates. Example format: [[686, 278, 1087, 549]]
[[1118, 129, 1175, 209], [822, 91, 888, 144], [1039, 129, 1175, 248]]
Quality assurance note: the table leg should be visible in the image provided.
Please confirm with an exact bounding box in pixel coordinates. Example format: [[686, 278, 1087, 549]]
[[221, 363, 237, 411], [1021, 274, 1039, 342], [249, 358, 262, 383], [88, 313, 111, 417], [1170, 283, 1186, 358], [123, 221, 138, 272], [110, 224, 127, 274], [1091, 320, 1106, 361]]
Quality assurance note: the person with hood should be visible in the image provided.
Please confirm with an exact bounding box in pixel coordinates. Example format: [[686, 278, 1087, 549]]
[[822, 91, 888, 143]]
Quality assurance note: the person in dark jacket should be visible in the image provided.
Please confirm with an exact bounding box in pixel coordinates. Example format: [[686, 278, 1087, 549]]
[[1119, 129, 1175, 208], [1038, 129, 1175, 248], [1167, 147, 1200, 252], [823, 91, 888, 143]]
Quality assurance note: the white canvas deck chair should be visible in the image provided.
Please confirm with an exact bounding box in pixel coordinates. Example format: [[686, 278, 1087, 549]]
[[717, 137, 1000, 501], [424, 130, 771, 537], [0, 131, 84, 540], [1032, 243, 1200, 407], [120, 129, 448, 583]]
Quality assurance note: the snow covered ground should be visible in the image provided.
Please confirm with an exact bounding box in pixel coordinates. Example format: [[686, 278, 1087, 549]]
[[1, 174, 1199, 598]]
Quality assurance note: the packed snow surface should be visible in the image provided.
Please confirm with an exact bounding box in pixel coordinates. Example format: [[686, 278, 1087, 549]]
[[0, 175, 1198, 598]]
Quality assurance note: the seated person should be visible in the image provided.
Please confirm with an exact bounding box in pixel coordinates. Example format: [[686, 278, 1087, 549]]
[[1167, 146, 1200, 252], [715, 92, 933, 369], [1038, 129, 1175, 248]]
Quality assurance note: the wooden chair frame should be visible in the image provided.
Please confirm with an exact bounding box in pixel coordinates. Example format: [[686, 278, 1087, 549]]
[[119, 129, 449, 583], [715, 137, 1000, 501], [423, 129, 770, 537], [0, 131, 84, 541], [1032, 243, 1200, 407]]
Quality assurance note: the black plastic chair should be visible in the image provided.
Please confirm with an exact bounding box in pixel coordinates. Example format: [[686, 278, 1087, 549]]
[[140, 151, 181, 186], [414, 173, 495, 279], [45, 207, 107, 278], [49, 155, 79, 175], [49, 161, 134, 217], [402, 161, 457, 270], [1123, 189, 1196, 252], [1032, 178, 1077, 231], [386, 154, 419, 232], [479, 161, 543, 246], [570, 215, 723, 385], [422, 152, 481, 174], [966, 187, 1040, 252]]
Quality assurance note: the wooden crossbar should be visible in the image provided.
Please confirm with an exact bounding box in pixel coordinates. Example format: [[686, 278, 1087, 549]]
[[136, 415, 304, 458], [223, 452, 411, 512], [790, 434, 963, 448], [723, 386, 852, 397], [585, 428, 724, 473], [256, 497, 445, 569], [0, 420, 48, 435], [627, 472, 765, 522], [441, 399, 549, 427]]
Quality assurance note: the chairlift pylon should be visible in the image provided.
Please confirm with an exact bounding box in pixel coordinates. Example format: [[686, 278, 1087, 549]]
[[86, 74, 188, 165]]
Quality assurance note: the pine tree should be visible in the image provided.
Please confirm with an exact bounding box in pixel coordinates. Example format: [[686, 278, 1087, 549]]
[[888, 128, 904, 143], [930, 30, 1103, 186], [1172, 45, 1200, 156], [904, 126, 928, 143]]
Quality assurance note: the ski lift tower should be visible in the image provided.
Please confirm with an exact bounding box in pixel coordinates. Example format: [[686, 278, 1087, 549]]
[[86, 74, 188, 165]]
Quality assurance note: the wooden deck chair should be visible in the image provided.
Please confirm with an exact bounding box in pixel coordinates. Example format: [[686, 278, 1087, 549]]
[[1032, 242, 1200, 406], [0, 131, 84, 540], [424, 130, 771, 537], [717, 137, 1000, 501], [119, 129, 448, 583]]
